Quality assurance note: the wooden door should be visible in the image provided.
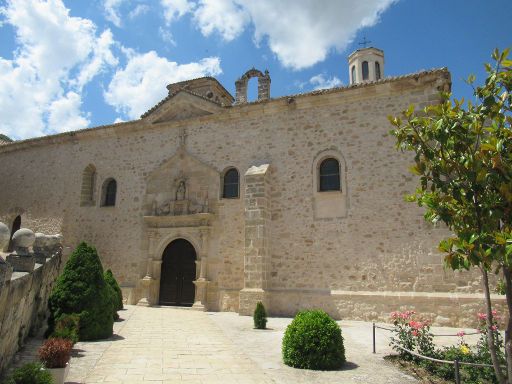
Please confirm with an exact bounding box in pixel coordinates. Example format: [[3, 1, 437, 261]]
[[159, 239, 196, 306]]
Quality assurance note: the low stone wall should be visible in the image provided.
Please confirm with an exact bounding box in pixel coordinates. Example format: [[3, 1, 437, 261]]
[[0, 223, 62, 376], [267, 289, 507, 328]]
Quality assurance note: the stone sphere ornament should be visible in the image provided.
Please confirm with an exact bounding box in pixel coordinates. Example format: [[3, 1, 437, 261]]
[[12, 228, 36, 249], [34, 232, 47, 250], [0, 222, 10, 250]]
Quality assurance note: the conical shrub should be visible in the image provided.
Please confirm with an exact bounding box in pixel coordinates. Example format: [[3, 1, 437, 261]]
[[253, 301, 267, 329], [47, 242, 113, 340], [104, 269, 123, 311]]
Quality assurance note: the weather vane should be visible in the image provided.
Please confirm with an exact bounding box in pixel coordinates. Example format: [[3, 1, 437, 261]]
[[358, 37, 372, 48]]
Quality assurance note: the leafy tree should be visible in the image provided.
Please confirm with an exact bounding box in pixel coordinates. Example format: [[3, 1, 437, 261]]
[[390, 48, 511, 383], [47, 242, 114, 341]]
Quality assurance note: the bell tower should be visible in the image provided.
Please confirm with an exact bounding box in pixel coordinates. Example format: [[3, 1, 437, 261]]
[[348, 47, 384, 85]]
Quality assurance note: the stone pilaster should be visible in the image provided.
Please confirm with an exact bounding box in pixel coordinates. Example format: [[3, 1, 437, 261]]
[[235, 78, 247, 104], [239, 164, 271, 315], [257, 71, 271, 101]]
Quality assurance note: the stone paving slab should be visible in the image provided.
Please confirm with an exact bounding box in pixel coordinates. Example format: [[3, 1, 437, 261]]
[[5, 305, 484, 383]]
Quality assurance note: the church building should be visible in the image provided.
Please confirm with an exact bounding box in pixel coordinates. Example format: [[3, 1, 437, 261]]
[[0, 47, 494, 326]]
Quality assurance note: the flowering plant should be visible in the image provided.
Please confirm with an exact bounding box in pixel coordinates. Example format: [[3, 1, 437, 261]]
[[389, 310, 434, 360], [475, 310, 505, 370]]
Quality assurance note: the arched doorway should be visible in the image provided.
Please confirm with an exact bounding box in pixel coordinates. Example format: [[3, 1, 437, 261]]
[[159, 239, 197, 306]]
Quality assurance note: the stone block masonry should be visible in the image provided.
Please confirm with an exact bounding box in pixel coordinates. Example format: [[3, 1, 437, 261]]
[[0, 67, 495, 327], [239, 164, 271, 315], [0, 223, 62, 377]]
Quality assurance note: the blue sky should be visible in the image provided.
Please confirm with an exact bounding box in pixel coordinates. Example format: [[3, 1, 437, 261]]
[[0, 0, 510, 140]]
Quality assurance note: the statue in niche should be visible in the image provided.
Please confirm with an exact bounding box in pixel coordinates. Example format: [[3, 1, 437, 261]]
[[148, 173, 212, 217], [176, 180, 186, 201]]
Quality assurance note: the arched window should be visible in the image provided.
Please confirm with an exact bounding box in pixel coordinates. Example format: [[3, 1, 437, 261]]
[[7, 215, 21, 252], [351, 65, 356, 84], [319, 158, 341, 191], [102, 178, 117, 207], [222, 168, 239, 198], [362, 61, 369, 80], [375, 61, 381, 80], [80, 164, 96, 206]]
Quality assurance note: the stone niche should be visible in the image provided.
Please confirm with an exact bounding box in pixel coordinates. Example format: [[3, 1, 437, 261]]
[[136, 147, 220, 309], [144, 147, 219, 217]]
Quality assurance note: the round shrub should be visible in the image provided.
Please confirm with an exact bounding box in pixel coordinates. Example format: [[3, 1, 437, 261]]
[[253, 301, 267, 329], [5, 362, 53, 384], [47, 242, 113, 341], [282, 310, 345, 370], [104, 269, 123, 311]]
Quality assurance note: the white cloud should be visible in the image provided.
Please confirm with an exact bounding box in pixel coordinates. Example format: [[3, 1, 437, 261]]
[[104, 51, 221, 119], [160, 0, 193, 25], [103, 0, 125, 27], [193, 0, 249, 41], [0, 0, 118, 139], [48, 92, 90, 132], [158, 26, 176, 45], [185, 0, 396, 70], [128, 4, 150, 19], [72, 29, 118, 90], [309, 74, 342, 90]]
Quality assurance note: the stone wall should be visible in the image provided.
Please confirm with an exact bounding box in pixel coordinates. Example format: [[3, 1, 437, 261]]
[[0, 223, 62, 376], [0, 68, 499, 327]]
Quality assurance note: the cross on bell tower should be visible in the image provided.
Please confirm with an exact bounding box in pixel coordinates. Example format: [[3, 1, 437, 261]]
[[358, 37, 372, 48]]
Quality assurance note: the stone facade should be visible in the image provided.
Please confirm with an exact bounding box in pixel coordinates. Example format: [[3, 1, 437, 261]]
[[0, 224, 63, 376], [0, 49, 504, 327]]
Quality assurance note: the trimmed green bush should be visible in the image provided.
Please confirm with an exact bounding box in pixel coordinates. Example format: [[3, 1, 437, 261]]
[[47, 242, 113, 341], [104, 269, 123, 311], [106, 282, 120, 321], [282, 310, 345, 370], [4, 362, 53, 384], [50, 313, 80, 344], [253, 301, 267, 329]]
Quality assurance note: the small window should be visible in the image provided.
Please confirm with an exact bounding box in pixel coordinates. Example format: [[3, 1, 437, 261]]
[[362, 61, 369, 80], [375, 62, 381, 80], [80, 164, 96, 206], [222, 168, 239, 198], [319, 158, 340, 191], [351, 65, 356, 84], [102, 178, 117, 207]]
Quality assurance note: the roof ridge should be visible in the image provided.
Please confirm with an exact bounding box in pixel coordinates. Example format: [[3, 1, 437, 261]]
[[140, 88, 224, 119]]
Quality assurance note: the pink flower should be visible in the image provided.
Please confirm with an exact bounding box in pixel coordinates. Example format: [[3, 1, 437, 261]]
[[409, 320, 425, 330], [412, 330, 418, 337], [491, 325, 498, 331], [457, 331, 465, 337], [477, 312, 487, 320]]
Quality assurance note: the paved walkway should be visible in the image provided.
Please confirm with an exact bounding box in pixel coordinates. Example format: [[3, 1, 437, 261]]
[[9, 305, 480, 383]]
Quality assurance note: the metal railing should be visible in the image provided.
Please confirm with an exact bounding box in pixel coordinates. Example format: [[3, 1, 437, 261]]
[[372, 322, 500, 384]]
